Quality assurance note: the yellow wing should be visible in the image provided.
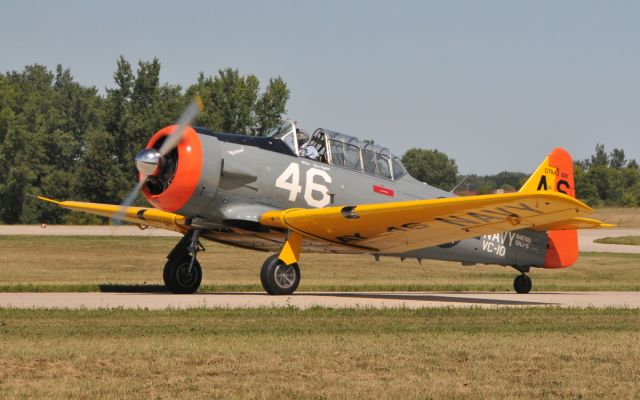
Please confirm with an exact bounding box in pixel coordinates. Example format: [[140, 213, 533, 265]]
[[38, 197, 189, 234], [260, 192, 598, 253]]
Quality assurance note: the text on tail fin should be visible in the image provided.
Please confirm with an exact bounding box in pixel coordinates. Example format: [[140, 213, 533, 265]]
[[519, 147, 575, 198]]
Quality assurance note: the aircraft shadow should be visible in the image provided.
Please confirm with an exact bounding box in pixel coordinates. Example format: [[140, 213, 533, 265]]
[[99, 284, 168, 293], [310, 292, 554, 306], [200, 291, 554, 306], [96, 286, 555, 306]]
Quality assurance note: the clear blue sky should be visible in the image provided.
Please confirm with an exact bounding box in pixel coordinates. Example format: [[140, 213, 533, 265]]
[[2, 0, 638, 174]]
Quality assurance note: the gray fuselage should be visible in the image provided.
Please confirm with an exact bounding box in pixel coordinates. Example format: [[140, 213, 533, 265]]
[[170, 129, 547, 270]]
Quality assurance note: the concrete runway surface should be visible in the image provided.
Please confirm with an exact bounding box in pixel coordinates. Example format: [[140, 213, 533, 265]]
[[1, 291, 639, 309], [578, 228, 640, 253]]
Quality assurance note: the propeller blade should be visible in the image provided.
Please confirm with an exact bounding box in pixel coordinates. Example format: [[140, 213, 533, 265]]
[[158, 96, 204, 156], [112, 178, 146, 225]]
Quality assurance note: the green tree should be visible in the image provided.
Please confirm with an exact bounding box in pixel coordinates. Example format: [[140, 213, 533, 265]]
[[573, 144, 640, 207], [74, 129, 128, 204], [253, 77, 289, 136], [491, 171, 528, 190], [574, 163, 600, 206], [590, 143, 608, 167], [187, 68, 289, 135], [402, 148, 458, 190], [0, 165, 33, 223], [0, 64, 107, 223], [609, 148, 626, 169], [105, 56, 134, 166], [0, 65, 64, 222]]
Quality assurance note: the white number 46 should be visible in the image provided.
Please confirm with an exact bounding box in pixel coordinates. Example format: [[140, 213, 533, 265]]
[[275, 163, 332, 208]]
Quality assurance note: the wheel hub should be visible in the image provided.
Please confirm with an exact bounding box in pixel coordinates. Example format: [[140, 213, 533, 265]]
[[176, 263, 197, 287], [274, 264, 296, 289]]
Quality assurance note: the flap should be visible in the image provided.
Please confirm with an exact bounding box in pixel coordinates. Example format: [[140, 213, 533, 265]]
[[260, 192, 593, 253]]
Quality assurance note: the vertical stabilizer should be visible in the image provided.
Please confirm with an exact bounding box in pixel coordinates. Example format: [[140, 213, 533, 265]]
[[520, 148, 578, 268]]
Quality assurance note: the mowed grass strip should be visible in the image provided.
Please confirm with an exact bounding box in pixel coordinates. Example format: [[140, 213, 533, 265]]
[[0, 307, 638, 399], [1, 235, 640, 292], [595, 236, 640, 246]]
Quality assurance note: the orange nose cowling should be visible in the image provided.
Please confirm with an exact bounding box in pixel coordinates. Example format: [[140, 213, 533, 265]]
[[142, 125, 203, 213]]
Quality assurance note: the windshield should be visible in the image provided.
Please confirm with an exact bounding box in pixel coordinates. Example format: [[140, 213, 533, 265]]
[[263, 120, 298, 153], [264, 121, 295, 139]]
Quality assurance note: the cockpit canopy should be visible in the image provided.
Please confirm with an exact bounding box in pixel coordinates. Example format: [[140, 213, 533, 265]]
[[264, 120, 407, 180]]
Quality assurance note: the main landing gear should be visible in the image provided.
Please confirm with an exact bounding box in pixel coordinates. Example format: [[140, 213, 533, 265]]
[[162, 229, 303, 295], [511, 266, 533, 294], [260, 231, 304, 295], [260, 254, 301, 295], [163, 229, 204, 294]]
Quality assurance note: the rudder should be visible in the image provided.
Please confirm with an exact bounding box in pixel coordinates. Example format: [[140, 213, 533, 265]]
[[519, 148, 578, 268]]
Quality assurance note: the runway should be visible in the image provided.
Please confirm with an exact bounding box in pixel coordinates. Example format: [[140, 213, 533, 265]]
[[1, 291, 639, 309]]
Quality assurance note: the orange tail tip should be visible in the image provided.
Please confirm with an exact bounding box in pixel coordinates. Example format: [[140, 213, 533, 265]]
[[520, 148, 579, 268]]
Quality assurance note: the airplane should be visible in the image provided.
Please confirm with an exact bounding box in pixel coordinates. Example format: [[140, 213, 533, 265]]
[[39, 99, 610, 295]]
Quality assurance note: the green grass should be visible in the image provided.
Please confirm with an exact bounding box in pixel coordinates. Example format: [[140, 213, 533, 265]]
[[594, 236, 640, 246], [0, 307, 638, 399], [1, 235, 640, 292]]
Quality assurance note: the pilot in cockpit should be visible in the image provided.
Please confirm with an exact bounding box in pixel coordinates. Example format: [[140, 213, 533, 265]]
[[296, 129, 319, 160]]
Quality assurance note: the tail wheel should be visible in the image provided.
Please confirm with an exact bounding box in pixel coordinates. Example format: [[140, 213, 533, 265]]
[[260, 254, 300, 295], [163, 257, 202, 294], [513, 274, 532, 294]]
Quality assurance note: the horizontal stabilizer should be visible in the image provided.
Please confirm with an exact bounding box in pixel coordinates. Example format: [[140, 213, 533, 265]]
[[530, 217, 615, 231]]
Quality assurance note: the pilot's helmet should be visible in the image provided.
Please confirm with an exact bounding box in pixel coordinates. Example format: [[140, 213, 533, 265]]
[[296, 129, 309, 145]]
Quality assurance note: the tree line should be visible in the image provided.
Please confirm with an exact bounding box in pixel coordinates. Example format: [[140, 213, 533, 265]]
[[0, 60, 636, 224], [575, 144, 640, 206], [401, 149, 528, 194], [402, 145, 640, 207], [0, 58, 289, 224]]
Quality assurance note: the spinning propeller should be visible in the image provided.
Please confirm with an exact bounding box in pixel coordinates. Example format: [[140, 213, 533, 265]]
[[112, 97, 204, 224]]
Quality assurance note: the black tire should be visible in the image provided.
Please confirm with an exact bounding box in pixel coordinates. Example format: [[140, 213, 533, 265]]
[[260, 254, 300, 295], [513, 274, 532, 294], [163, 257, 202, 294]]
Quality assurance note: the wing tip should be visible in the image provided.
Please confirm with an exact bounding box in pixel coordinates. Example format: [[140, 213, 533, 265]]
[[32, 195, 62, 205]]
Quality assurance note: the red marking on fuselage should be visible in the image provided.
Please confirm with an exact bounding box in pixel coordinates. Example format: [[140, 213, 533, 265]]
[[373, 185, 394, 197]]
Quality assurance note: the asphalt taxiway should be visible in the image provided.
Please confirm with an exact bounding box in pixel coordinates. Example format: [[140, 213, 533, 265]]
[[0, 291, 639, 309]]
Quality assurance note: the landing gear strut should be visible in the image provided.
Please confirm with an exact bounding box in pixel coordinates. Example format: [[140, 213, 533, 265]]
[[163, 229, 204, 294]]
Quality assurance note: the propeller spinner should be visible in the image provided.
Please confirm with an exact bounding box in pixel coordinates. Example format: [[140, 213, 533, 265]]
[[134, 148, 163, 177]]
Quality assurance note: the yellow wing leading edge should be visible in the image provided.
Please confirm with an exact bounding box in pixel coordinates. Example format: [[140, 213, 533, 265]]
[[37, 196, 189, 233]]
